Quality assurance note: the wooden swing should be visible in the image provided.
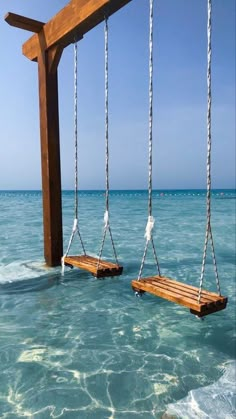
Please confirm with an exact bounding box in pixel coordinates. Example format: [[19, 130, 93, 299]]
[[132, 276, 227, 318], [131, 0, 228, 317], [64, 255, 123, 278], [62, 20, 122, 278]]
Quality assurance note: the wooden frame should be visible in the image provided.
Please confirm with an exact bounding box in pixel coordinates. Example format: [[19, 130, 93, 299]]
[[132, 276, 228, 317], [64, 255, 123, 278], [5, 0, 132, 266]]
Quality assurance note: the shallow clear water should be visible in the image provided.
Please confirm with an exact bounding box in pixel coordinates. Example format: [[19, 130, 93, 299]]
[[0, 190, 235, 418]]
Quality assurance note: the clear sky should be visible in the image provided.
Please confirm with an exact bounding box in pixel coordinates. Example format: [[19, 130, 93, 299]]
[[0, 0, 235, 190]]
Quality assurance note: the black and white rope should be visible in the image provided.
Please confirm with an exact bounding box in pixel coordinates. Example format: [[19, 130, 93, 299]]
[[97, 17, 119, 268], [62, 42, 86, 275], [74, 41, 78, 221], [138, 0, 161, 280], [148, 0, 154, 218], [105, 17, 109, 214], [198, 0, 221, 301]]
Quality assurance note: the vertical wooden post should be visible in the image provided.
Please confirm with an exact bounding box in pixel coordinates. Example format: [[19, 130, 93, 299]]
[[38, 45, 63, 266]]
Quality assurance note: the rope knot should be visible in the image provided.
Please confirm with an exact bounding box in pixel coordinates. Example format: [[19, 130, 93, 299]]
[[73, 218, 78, 232], [104, 210, 109, 230], [61, 256, 65, 276], [145, 215, 155, 242]]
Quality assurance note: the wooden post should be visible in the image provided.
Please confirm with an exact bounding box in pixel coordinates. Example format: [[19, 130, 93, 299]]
[[37, 45, 64, 266], [5, 0, 133, 267]]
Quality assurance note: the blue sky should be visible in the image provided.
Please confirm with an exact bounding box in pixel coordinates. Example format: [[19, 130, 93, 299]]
[[0, 0, 235, 190]]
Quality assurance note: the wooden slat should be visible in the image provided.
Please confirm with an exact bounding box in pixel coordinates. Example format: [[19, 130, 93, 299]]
[[145, 275, 221, 299], [21, 0, 133, 61], [132, 276, 227, 316], [134, 276, 227, 308], [190, 301, 227, 318], [5, 12, 44, 33], [132, 279, 202, 312], [65, 255, 123, 278], [64, 255, 123, 278], [66, 255, 118, 271], [147, 278, 215, 305], [74, 255, 114, 269], [147, 276, 219, 303]]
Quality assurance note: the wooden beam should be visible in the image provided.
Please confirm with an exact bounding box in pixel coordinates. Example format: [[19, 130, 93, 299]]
[[48, 45, 64, 75], [5, 12, 44, 33], [37, 41, 63, 266], [21, 0, 132, 61]]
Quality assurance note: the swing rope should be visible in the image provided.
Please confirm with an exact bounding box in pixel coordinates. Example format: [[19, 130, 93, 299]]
[[138, 0, 161, 281], [61, 42, 86, 275], [97, 17, 119, 268], [198, 0, 221, 302]]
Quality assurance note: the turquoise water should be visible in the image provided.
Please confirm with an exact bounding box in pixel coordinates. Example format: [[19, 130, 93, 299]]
[[0, 190, 235, 418]]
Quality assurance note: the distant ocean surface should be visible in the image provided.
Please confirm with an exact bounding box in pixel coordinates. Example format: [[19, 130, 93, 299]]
[[0, 189, 235, 418]]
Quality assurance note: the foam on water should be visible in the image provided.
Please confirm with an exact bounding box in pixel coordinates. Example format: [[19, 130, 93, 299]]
[[0, 260, 57, 284], [165, 361, 236, 419]]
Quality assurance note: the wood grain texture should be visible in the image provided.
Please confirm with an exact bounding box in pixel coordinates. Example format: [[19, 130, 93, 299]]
[[132, 276, 227, 317], [64, 255, 123, 278], [22, 0, 132, 61], [5, 12, 44, 33], [38, 44, 63, 266]]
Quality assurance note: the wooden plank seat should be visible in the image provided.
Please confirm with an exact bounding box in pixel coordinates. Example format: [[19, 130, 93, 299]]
[[132, 276, 227, 317], [64, 255, 123, 278]]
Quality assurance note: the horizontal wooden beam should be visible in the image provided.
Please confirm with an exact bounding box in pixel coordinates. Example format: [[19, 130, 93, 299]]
[[5, 12, 44, 33], [21, 0, 132, 61]]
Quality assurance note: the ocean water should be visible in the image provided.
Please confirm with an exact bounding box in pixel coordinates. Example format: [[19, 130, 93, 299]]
[[0, 189, 235, 419]]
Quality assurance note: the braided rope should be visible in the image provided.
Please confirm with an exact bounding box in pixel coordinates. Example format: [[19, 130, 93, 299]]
[[74, 41, 79, 221], [61, 42, 86, 275], [97, 17, 119, 269], [138, 239, 149, 279], [138, 0, 161, 281], [148, 0, 154, 217], [198, 0, 221, 301], [151, 237, 161, 276], [105, 17, 109, 214]]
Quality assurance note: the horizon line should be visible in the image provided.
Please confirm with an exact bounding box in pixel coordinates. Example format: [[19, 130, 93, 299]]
[[0, 188, 235, 192]]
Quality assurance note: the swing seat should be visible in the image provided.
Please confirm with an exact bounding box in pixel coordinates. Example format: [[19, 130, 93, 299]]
[[64, 255, 123, 278], [132, 276, 227, 317]]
